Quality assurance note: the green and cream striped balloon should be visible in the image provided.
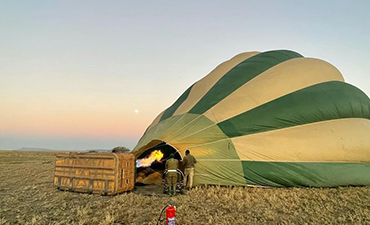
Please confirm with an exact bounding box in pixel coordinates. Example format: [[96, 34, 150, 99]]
[[132, 50, 370, 187]]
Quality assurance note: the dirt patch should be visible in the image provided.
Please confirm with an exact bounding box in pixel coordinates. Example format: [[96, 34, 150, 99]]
[[133, 184, 169, 197], [1, 150, 370, 224]]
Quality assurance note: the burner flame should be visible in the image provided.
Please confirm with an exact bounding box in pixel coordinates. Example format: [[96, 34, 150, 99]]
[[136, 150, 164, 168]]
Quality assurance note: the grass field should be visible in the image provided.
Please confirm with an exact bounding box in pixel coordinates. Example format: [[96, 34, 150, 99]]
[[1, 151, 370, 224]]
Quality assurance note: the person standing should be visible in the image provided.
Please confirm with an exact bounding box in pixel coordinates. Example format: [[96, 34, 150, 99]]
[[182, 150, 197, 189], [165, 153, 179, 196]]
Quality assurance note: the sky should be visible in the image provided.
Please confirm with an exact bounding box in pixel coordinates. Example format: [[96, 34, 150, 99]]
[[1, 1, 369, 150]]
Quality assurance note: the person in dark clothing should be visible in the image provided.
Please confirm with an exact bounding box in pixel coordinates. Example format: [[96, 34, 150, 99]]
[[182, 150, 197, 189], [165, 153, 179, 196]]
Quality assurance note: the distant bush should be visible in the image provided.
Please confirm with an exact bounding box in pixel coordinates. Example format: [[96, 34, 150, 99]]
[[112, 146, 131, 153]]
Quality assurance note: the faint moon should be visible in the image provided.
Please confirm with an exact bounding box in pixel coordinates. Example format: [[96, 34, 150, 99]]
[[135, 109, 139, 113]]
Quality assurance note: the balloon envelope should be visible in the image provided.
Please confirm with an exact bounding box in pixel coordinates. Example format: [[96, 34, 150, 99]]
[[132, 50, 370, 187]]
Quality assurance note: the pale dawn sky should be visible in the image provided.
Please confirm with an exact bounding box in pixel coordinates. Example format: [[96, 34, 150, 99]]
[[1, 1, 369, 150]]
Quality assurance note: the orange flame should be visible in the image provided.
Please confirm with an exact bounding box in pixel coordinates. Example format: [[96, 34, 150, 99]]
[[136, 150, 164, 167]]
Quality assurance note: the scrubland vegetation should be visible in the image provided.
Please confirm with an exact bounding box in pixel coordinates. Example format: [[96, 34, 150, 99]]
[[1, 151, 370, 225]]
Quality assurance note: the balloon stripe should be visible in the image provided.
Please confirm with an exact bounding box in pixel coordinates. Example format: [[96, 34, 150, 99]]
[[218, 81, 370, 138], [189, 50, 303, 114], [242, 161, 370, 187], [204, 57, 344, 123], [173, 52, 260, 116], [232, 118, 370, 162], [159, 84, 194, 122]]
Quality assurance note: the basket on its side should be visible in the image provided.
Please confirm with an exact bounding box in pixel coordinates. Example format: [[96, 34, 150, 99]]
[[54, 152, 135, 195]]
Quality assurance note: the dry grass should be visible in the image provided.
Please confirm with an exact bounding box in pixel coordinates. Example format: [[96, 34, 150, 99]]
[[1, 151, 370, 224]]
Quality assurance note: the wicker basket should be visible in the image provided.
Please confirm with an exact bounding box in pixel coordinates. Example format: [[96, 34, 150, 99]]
[[54, 152, 135, 195]]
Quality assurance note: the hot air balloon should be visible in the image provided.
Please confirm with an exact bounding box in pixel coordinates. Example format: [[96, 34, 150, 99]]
[[132, 50, 370, 187]]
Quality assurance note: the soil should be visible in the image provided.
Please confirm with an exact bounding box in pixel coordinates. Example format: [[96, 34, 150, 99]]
[[1, 150, 370, 225]]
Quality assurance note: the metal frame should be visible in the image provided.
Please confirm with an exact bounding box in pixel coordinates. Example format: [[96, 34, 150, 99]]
[[162, 169, 184, 193]]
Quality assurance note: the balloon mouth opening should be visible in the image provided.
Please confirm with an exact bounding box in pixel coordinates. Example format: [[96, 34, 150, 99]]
[[135, 142, 183, 185]]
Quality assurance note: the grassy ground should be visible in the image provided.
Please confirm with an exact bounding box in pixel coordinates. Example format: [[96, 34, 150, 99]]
[[1, 151, 370, 225]]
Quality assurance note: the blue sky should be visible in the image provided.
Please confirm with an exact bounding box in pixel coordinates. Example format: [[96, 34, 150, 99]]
[[1, 1, 369, 150]]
